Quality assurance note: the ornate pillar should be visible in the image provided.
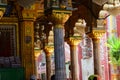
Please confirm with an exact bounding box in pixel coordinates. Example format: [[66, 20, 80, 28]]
[[19, 9, 36, 80], [44, 46, 54, 80], [88, 28, 105, 77], [68, 37, 82, 80], [54, 24, 66, 80], [66, 18, 86, 80], [44, 0, 72, 78], [50, 10, 71, 80]]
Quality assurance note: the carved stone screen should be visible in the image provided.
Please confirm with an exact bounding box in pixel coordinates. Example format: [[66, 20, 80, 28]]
[[0, 25, 16, 57]]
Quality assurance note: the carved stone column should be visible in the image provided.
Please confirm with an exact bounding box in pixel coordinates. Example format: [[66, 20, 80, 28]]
[[68, 37, 82, 80], [88, 28, 105, 77], [49, 10, 71, 80], [44, 46, 54, 80]]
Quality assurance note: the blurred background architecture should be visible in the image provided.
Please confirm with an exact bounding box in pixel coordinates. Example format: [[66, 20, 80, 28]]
[[0, 0, 120, 80]]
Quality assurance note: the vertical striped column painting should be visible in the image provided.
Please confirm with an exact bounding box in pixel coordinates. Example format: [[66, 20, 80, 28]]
[[116, 15, 120, 37], [100, 34, 109, 80], [106, 14, 119, 80], [107, 15, 117, 37]]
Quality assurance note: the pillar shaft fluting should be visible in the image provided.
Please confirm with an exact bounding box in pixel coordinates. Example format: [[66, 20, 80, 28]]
[[47, 9, 71, 80], [54, 25, 66, 80]]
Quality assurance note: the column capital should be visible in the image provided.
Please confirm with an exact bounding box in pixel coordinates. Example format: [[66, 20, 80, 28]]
[[47, 10, 72, 27], [88, 28, 106, 41], [44, 45, 54, 56], [34, 49, 42, 58], [21, 10, 36, 21], [68, 36, 82, 46]]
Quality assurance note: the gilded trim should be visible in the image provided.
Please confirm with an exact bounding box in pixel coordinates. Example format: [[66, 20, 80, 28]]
[[69, 36, 82, 46], [52, 10, 72, 25], [34, 49, 41, 57], [55, 24, 63, 28], [44, 45, 54, 56], [52, 10, 72, 14], [88, 28, 106, 41], [0, 17, 18, 22], [46, 9, 72, 26]]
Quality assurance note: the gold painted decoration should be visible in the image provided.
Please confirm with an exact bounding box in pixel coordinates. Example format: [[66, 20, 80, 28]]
[[54, 24, 63, 28], [36, 10, 44, 18], [0, 3, 7, 19], [88, 28, 106, 40], [92, 30, 105, 38], [48, 10, 72, 25], [69, 36, 82, 46], [44, 45, 54, 56], [25, 21, 34, 35], [34, 49, 41, 57], [26, 26, 32, 34], [0, 17, 18, 22], [0, 9, 5, 19], [22, 10, 36, 19], [111, 30, 117, 33]]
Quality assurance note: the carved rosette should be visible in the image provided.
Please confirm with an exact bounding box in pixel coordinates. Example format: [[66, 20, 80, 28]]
[[88, 28, 106, 42], [69, 36, 82, 46], [49, 10, 72, 27], [44, 45, 54, 56]]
